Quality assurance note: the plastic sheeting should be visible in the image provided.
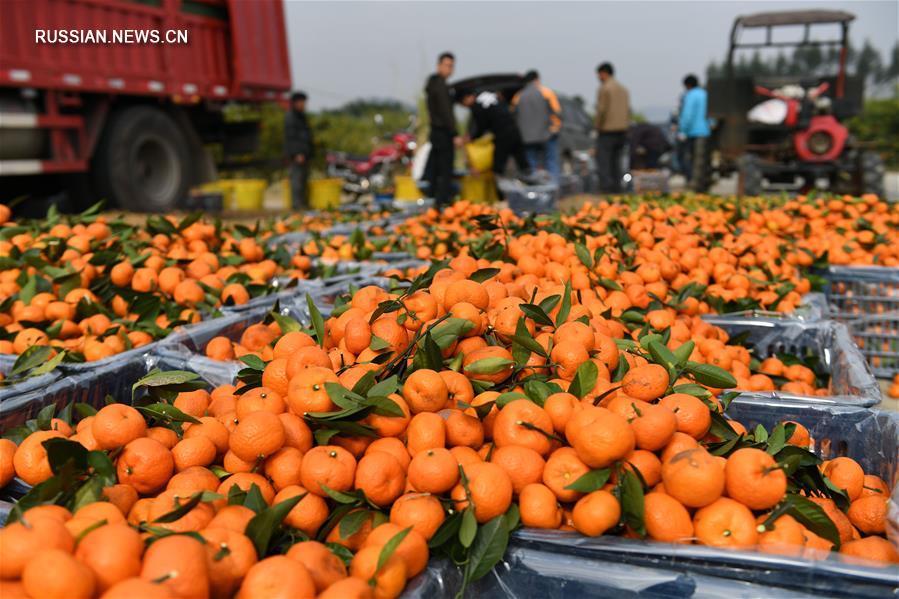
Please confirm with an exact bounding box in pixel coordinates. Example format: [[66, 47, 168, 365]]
[[704, 315, 882, 406]]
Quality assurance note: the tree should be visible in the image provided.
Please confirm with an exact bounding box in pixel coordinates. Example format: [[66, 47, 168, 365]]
[[855, 40, 883, 88]]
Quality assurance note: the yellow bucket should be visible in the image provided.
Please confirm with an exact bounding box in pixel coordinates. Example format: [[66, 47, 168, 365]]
[[229, 179, 266, 211], [309, 178, 343, 210], [281, 178, 291, 210], [465, 136, 494, 173], [394, 175, 423, 201], [461, 173, 498, 204]]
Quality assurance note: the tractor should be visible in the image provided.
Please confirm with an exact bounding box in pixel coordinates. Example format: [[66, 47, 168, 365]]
[[705, 10, 885, 197]]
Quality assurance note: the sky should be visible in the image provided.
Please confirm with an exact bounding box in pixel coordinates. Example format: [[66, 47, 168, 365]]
[[285, 0, 898, 119]]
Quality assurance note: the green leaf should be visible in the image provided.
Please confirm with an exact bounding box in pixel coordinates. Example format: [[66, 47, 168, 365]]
[[376, 526, 412, 575], [464, 357, 514, 375], [495, 392, 528, 409], [575, 243, 593, 268], [244, 483, 269, 514], [684, 362, 737, 389], [412, 332, 444, 372], [428, 511, 462, 549], [510, 331, 547, 359], [564, 468, 611, 493], [367, 375, 399, 399], [766, 423, 788, 456], [671, 341, 695, 366], [783, 493, 841, 549], [598, 277, 622, 291], [136, 403, 201, 426], [131, 369, 203, 402], [429, 318, 474, 350], [459, 508, 478, 548], [568, 360, 598, 399], [306, 294, 326, 348], [555, 280, 572, 326], [245, 493, 305, 557], [320, 484, 364, 505], [19, 274, 37, 304], [465, 514, 511, 583], [369, 335, 391, 352], [338, 508, 370, 539], [671, 383, 712, 399], [617, 468, 646, 536], [43, 438, 88, 475], [29, 350, 66, 377], [519, 304, 554, 328], [239, 354, 266, 370], [269, 311, 301, 334], [152, 491, 221, 523], [10, 346, 54, 377], [469, 268, 500, 283], [754, 424, 769, 443], [647, 340, 677, 372], [523, 380, 554, 405]]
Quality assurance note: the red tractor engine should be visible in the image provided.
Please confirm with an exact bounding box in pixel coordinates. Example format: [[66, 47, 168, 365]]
[[793, 115, 848, 163]]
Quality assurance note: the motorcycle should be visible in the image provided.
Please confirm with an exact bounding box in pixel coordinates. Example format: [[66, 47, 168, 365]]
[[325, 115, 418, 201]]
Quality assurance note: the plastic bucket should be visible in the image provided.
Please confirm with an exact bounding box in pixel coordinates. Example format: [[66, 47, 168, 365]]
[[309, 179, 343, 210], [229, 179, 267, 211], [394, 176, 423, 200], [461, 174, 498, 204], [465, 137, 494, 172]]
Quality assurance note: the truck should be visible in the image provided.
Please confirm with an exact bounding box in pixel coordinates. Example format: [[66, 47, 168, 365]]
[[0, 0, 292, 211]]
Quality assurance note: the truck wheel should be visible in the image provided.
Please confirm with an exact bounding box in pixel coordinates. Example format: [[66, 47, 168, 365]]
[[737, 154, 762, 196], [94, 106, 191, 212], [858, 151, 885, 197]]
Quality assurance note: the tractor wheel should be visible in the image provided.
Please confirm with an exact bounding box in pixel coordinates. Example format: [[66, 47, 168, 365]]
[[737, 154, 763, 196], [858, 151, 886, 197]]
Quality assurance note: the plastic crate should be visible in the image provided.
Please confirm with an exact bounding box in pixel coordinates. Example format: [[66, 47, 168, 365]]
[[498, 178, 559, 215], [847, 312, 899, 379], [404, 400, 898, 599], [818, 266, 899, 320], [818, 266, 899, 378], [154, 296, 329, 386], [703, 315, 882, 406]]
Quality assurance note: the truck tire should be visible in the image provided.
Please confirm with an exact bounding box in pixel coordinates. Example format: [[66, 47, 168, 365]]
[[737, 154, 762, 196], [94, 106, 191, 212], [858, 151, 886, 198]]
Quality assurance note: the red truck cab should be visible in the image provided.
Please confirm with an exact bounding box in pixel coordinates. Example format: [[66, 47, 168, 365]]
[[0, 0, 291, 211]]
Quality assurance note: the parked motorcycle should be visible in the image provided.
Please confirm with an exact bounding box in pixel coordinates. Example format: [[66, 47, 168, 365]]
[[325, 115, 417, 201]]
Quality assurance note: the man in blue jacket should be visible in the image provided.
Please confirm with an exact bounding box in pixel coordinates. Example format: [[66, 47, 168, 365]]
[[678, 74, 710, 189]]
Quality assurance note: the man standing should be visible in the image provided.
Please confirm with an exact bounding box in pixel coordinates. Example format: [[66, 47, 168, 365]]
[[678, 74, 711, 189], [595, 63, 630, 193], [460, 89, 530, 176], [425, 52, 460, 207], [284, 91, 313, 210], [512, 70, 562, 180]]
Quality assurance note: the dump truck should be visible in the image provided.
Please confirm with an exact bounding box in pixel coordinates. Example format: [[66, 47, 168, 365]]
[[0, 0, 292, 211]]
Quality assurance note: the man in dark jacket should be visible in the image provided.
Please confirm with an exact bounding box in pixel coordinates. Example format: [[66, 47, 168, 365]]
[[460, 89, 529, 176], [284, 91, 313, 210], [425, 52, 459, 207]]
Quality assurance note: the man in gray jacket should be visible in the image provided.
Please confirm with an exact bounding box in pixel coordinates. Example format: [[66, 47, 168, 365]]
[[284, 91, 313, 209], [512, 70, 562, 181]]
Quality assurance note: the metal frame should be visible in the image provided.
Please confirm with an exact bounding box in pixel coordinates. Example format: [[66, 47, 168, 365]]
[[726, 11, 854, 98]]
